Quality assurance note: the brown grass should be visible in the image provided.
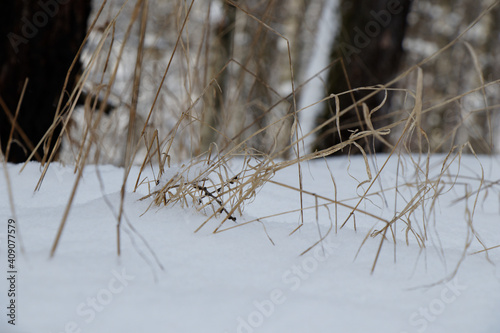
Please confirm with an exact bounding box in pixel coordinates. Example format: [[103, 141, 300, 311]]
[[1, 0, 498, 279]]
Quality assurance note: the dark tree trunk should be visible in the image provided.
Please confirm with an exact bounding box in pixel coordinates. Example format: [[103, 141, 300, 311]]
[[0, 0, 91, 163], [316, 0, 411, 153]]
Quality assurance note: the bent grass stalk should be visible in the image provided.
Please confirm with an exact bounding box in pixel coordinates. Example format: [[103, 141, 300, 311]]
[[2, 0, 495, 273]]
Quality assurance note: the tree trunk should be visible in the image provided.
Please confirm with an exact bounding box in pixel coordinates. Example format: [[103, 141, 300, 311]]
[[0, 0, 91, 163], [200, 0, 236, 153], [316, 0, 411, 153]]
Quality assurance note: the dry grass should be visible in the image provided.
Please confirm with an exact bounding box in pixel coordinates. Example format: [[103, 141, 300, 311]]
[[2, 0, 499, 278]]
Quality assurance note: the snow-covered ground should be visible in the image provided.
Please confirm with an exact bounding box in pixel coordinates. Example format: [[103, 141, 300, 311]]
[[1, 154, 500, 333]]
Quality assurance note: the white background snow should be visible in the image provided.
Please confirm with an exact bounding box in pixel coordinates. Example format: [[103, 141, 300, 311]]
[[1, 154, 500, 333]]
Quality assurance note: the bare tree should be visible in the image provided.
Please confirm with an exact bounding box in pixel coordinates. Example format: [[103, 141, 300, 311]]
[[316, 0, 412, 153]]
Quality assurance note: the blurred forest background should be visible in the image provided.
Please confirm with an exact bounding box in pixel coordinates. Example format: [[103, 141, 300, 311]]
[[1, 0, 499, 165]]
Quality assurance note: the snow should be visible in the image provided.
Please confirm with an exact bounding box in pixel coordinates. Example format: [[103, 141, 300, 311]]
[[1, 154, 500, 333]]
